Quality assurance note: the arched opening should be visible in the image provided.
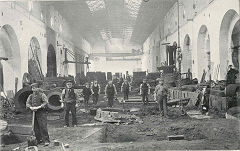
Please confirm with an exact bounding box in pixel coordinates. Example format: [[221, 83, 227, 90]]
[[197, 25, 210, 81], [219, 9, 239, 80], [182, 34, 192, 73], [47, 44, 57, 77], [28, 37, 42, 82], [0, 24, 21, 91]]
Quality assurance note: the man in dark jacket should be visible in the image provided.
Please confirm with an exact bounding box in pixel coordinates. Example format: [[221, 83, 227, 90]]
[[140, 78, 150, 105], [91, 80, 100, 105], [121, 79, 131, 101], [61, 80, 78, 127], [226, 65, 239, 85], [83, 82, 92, 107], [26, 83, 50, 146], [105, 80, 117, 107]]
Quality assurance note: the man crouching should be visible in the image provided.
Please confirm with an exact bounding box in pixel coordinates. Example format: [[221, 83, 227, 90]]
[[26, 83, 50, 146]]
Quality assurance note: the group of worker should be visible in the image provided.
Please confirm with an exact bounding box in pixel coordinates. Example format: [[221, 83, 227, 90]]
[[81, 80, 101, 107], [140, 78, 168, 117], [82, 79, 131, 108], [25, 77, 169, 146]]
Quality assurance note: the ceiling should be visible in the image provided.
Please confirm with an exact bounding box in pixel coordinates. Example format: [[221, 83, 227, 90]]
[[50, 0, 176, 52]]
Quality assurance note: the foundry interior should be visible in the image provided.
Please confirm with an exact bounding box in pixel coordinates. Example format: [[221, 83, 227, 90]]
[[0, 0, 240, 150]]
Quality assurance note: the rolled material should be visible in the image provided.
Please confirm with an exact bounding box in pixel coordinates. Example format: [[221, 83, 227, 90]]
[[14, 86, 33, 112], [47, 91, 62, 111]]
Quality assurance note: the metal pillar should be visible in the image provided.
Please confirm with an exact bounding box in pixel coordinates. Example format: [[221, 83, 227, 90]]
[[177, 0, 182, 73]]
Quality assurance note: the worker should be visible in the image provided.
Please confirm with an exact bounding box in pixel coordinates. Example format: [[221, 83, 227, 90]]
[[105, 80, 117, 107], [112, 75, 118, 86], [187, 68, 192, 81], [154, 78, 168, 117], [121, 79, 131, 101], [61, 80, 78, 127], [201, 85, 210, 115], [226, 65, 239, 85], [126, 71, 131, 82], [26, 83, 50, 146], [140, 78, 150, 105], [82, 82, 92, 107], [119, 75, 124, 91], [91, 80, 101, 105]]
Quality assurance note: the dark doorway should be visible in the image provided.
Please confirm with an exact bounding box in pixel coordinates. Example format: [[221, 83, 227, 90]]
[[47, 44, 57, 77]]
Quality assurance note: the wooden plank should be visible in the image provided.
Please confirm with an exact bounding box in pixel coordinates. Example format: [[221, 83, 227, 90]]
[[168, 135, 184, 141], [122, 102, 157, 104]]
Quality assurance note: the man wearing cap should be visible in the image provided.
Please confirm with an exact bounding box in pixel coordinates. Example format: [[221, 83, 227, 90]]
[[154, 78, 168, 117], [140, 79, 150, 105], [91, 80, 101, 105], [26, 83, 50, 146], [61, 80, 78, 127], [83, 82, 92, 107], [121, 79, 131, 101], [105, 80, 117, 107]]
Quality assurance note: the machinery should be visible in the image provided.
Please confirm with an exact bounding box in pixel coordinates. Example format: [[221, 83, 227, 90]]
[[157, 65, 193, 88], [14, 46, 90, 113]]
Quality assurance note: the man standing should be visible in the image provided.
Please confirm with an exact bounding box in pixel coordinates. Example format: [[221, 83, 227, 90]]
[[154, 78, 168, 117], [82, 82, 92, 107], [201, 85, 210, 115], [105, 80, 117, 107], [226, 65, 239, 85], [61, 80, 78, 127], [187, 68, 192, 81], [121, 79, 131, 101], [26, 83, 50, 146], [91, 80, 100, 105], [140, 78, 150, 105]]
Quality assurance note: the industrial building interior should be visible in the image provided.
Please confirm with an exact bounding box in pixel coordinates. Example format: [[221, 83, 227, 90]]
[[0, 0, 240, 150]]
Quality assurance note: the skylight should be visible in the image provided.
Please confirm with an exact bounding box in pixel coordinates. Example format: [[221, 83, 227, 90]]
[[124, 0, 142, 18], [123, 0, 142, 42], [86, 0, 143, 43], [86, 0, 105, 13]]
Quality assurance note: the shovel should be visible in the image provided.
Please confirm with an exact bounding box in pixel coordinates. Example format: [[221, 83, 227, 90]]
[[27, 111, 38, 146]]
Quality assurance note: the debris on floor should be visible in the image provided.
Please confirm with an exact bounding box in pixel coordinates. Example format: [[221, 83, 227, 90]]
[[187, 110, 211, 119], [226, 106, 240, 121], [53, 140, 60, 146], [129, 107, 140, 112], [12, 146, 20, 151], [95, 108, 143, 124], [24, 146, 38, 151]]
